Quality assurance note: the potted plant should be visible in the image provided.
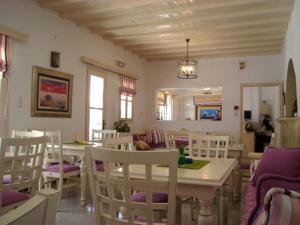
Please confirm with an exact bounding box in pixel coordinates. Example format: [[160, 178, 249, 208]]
[[113, 120, 130, 132]]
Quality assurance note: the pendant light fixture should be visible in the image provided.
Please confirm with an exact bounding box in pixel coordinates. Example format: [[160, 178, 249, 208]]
[[177, 39, 197, 79]]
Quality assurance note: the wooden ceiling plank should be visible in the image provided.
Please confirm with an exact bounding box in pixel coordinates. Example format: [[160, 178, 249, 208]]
[[112, 27, 286, 45], [103, 18, 289, 40], [60, 0, 166, 19], [136, 40, 283, 55], [38, 0, 85, 8], [127, 35, 285, 51], [85, 1, 292, 29], [146, 47, 281, 60], [148, 51, 280, 61], [121, 32, 285, 48], [101, 14, 290, 36], [77, 0, 290, 22], [141, 43, 281, 58]]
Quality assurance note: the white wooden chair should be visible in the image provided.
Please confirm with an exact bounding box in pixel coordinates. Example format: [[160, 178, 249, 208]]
[[38, 131, 80, 203], [86, 147, 178, 225], [11, 130, 45, 138], [0, 189, 59, 225], [188, 133, 229, 158], [103, 136, 134, 151], [163, 131, 176, 150], [91, 129, 118, 143], [0, 136, 49, 215]]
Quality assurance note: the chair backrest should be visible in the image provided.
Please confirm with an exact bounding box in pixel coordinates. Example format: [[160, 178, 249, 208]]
[[163, 131, 176, 150], [189, 133, 229, 158], [40, 131, 63, 171], [0, 136, 49, 211], [103, 136, 134, 151], [11, 130, 44, 138], [86, 147, 178, 225], [91, 129, 118, 143], [0, 189, 59, 225]]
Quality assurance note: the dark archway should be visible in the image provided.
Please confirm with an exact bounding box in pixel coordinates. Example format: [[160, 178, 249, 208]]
[[286, 59, 297, 117]]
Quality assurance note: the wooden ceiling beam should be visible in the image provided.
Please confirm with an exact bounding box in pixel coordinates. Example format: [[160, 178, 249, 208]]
[[139, 42, 282, 57], [148, 51, 280, 61], [38, 0, 84, 8], [127, 35, 285, 52], [135, 40, 283, 56], [84, 1, 292, 29], [112, 27, 286, 46], [146, 47, 281, 60]]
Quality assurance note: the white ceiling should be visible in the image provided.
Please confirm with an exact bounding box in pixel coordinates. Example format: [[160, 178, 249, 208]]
[[37, 0, 295, 61]]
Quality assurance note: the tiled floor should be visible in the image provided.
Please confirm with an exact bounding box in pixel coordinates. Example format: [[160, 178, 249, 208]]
[[56, 184, 247, 225]]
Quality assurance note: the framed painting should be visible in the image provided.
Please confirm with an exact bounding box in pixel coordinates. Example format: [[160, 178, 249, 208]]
[[31, 66, 73, 117], [196, 105, 222, 121]]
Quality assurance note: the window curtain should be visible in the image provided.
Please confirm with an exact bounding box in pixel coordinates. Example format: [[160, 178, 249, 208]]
[[0, 33, 10, 137], [119, 74, 136, 96]]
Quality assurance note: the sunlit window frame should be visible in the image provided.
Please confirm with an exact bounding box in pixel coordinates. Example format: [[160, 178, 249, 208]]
[[120, 93, 133, 120]]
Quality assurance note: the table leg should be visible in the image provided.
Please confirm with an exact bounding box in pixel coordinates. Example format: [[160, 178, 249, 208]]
[[218, 185, 228, 225], [232, 165, 241, 202], [80, 155, 87, 207]]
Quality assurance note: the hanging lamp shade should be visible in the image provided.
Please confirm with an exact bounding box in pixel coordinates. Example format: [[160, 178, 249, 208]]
[[177, 39, 198, 79]]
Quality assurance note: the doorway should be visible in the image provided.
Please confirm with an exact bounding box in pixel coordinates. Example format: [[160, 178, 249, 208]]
[[86, 69, 106, 140], [240, 83, 283, 152]]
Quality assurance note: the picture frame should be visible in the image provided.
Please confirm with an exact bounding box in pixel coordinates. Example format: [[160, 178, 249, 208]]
[[31, 66, 73, 117], [196, 105, 222, 121]]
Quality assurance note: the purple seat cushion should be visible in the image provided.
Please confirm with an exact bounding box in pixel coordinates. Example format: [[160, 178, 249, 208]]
[[47, 164, 80, 173], [96, 163, 104, 172], [3, 175, 10, 184], [131, 192, 168, 203], [2, 189, 30, 207], [252, 146, 300, 186], [240, 162, 251, 170]]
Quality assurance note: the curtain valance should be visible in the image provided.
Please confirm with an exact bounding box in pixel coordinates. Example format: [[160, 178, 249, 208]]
[[119, 74, 136, 96]]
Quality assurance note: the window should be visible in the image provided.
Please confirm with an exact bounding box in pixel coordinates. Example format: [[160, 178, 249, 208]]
[[120, 93, 132, 119], [119, 74, 136, 120], [157, 94, 173, 120]]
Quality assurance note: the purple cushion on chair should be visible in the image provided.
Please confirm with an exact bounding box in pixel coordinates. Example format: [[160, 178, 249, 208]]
[[252, 146, 300, 186], [96, 163, 104, 172], [47, 164, 80, 173], [3, 175, 10, 184], [2, 189, 30, 207], [240, 162, 251, 170], [131, 192, 168, 203]]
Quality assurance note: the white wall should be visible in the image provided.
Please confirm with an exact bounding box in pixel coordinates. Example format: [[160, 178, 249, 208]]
[[282, 0, 300, 109], [0, 0, 148, 141], [145, 55, 282, 138]]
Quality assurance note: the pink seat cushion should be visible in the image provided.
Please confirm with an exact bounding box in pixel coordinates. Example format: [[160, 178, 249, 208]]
[[131, 192, 168, 203], [2, 189, 30, 207], [47, 164, 80, 173]]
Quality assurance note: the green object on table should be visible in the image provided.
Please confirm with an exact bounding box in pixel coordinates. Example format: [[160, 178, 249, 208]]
[[178, 145, 186, 166], [159, 160, 209, 170], [64, 141, 94, 145]]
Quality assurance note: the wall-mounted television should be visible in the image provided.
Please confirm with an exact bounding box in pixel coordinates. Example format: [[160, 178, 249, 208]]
[[244, 110, 252, 120]]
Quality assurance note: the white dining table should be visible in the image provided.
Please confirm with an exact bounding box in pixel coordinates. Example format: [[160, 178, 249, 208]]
[[114, 157, 237, 225]]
